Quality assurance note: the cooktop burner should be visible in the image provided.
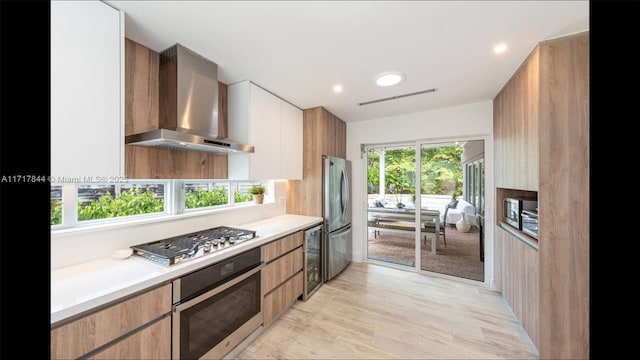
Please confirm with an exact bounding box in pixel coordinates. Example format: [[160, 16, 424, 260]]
[[131, 226, 257, 266]]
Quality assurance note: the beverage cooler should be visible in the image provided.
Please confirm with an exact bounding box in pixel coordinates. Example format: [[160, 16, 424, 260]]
[[303, 224, 323, 300]]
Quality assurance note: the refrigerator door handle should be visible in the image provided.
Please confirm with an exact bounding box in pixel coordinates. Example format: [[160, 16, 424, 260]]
[[340, 168, 349, 222], [340, 171, 345, 214]]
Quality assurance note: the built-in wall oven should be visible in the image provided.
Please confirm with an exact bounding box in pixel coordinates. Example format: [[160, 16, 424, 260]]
[[172, 247, 263, 359]]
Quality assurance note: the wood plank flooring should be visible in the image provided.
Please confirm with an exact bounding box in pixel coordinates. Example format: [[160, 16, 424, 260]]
[[237, 262, 538, 359]]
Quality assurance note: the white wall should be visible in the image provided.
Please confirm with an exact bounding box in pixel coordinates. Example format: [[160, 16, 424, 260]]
[[346, 100, 496, 287], [51, 181, 288, 269]]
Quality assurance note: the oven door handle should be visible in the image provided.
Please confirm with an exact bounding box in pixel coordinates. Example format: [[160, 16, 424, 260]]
[[173, 262, 264, 313]]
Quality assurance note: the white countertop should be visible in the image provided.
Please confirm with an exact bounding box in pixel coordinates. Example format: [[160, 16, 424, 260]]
[[51, 214, 323, 325]]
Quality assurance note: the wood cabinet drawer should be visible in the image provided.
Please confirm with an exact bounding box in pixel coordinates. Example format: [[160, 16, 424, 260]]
[[263, 247, 303, 294], [89, 316, 171, 360], [263, 271, 303, 325], [51, 283, 172, 359], [263, 231, 303, 263]]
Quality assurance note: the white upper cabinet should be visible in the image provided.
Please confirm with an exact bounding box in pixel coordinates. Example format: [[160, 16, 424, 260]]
[[228, 81, 302, 180], [51, 0, 123, 179], [279, 100, 303, 180]]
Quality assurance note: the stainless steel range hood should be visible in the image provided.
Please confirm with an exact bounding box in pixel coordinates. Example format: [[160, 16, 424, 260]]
[[125, 43, 254, 154]]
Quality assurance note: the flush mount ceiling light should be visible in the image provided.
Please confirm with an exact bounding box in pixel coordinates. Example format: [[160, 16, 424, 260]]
[[375, 71, 405, 87], [494, 43, 508, 54], [333, 84, 343, 93]]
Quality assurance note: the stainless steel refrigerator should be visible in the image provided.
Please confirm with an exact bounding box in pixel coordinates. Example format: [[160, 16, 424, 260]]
[[322, 155, 352, 281]]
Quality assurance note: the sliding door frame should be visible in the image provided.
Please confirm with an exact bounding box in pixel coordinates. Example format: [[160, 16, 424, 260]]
[[362, 134, 493, 287]]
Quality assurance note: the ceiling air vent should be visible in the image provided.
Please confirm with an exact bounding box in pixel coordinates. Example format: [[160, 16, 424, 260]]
[[358, 88, 437, 106]]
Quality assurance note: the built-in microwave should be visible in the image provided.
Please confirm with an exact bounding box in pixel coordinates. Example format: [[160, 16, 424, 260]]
[[503, 197, 537, 230]]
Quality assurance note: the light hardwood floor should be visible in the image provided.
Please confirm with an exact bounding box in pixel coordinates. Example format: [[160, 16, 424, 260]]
[[237, 262, 539, 359]]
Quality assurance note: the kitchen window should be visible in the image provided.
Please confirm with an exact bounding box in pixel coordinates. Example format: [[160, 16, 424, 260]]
[[50, 181, 168, 228], [50, 185, 63, 225], [184, 181, 230, 210], [182, 181, 263, 211], [77, 182, 166, 222], [51, 180, 271, 228]]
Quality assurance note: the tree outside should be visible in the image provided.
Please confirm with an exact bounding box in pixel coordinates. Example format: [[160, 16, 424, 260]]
[[367, 145, 463, 200]]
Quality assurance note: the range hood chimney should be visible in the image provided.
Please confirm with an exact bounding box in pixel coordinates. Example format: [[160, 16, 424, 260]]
[[125, 43, 254, 154]]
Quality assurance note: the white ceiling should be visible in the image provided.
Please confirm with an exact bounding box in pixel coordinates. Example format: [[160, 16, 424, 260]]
[[106, 0, 589, 123]]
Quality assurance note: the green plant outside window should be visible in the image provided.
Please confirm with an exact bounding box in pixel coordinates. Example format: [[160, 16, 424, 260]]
[[185, 186, 228, 209], [51, 181, 262, 226], [78, 187, 164, 221], [234, 190, 253, 203], [51, 199, 62, 225]]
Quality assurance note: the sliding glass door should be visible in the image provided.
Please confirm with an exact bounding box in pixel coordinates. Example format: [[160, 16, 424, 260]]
[[365, 144, 417, 267], [365, 139, 485, 282]]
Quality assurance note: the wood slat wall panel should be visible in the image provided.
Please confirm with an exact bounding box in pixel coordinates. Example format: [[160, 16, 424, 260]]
[[89, 317, 171, 360], [51, 284, 171, 360], [538, 32, 589, 359]]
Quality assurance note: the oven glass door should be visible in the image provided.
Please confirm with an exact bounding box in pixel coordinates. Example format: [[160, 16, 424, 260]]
[[174, 270, 261, 359]]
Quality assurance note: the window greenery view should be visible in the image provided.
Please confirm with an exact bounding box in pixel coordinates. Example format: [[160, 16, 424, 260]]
[[78, 186, 163, 221], [51, 181, 263, 226], [184, 182, 254, 209], [51, 184, 166, 225], [185, 184, 228, 209], [51, 199, 63, 225], [367, 145, 463, 199]]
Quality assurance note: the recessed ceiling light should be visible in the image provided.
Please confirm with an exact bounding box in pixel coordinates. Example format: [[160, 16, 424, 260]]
[[333, 84, 343, 93], [494, 43, 508, 54], [375, 71, 405, 87]]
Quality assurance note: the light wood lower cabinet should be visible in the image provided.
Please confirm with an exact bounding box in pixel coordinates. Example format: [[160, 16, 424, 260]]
[[261, 231, 304, 326], [89, 316, 171, 360], [263, 231, 303, 263], [263, 272, 304, 325], [263, 247, 304, 294], [51, 283, 172, 359], [494, 226, 539, 347]]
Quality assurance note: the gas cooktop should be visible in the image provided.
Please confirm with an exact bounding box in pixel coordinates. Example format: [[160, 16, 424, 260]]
[[131, 226, 257, 266]]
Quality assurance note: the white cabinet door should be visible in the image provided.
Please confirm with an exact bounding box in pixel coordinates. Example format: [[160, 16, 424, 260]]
[[51, 0, 123, 179], [247, 83, 281, 180], [228, 81, 302, 180], [279, 101, 303, 180]]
